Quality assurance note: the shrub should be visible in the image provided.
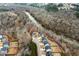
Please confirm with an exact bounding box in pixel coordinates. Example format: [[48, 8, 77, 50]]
[[75, 12, 79, 18], [0, 9, 9, 12], [28, 41, 37, 56], [45, 3, 58, 12], [58, 3, 63, 7]]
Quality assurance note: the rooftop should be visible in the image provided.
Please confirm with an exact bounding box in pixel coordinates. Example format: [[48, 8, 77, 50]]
[[0, 34, 18, 55]]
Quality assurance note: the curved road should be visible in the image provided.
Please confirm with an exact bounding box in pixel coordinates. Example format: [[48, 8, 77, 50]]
[[24, 11, 79, 53]]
